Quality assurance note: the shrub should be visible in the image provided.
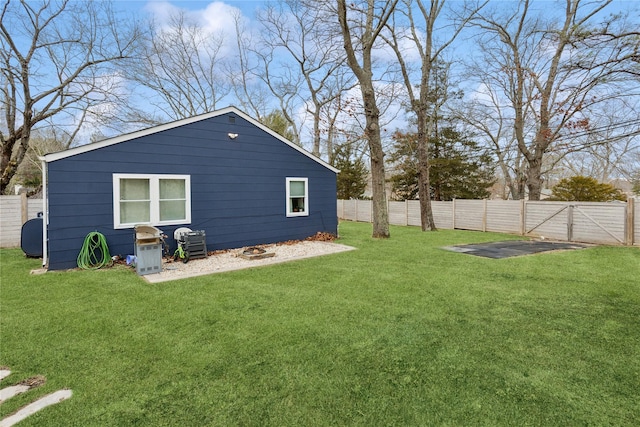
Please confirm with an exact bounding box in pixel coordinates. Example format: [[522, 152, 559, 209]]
[[549, 176, 627, 202]]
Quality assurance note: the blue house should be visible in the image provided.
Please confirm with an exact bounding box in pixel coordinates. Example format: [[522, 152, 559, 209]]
[[41, 106, 339, 271]]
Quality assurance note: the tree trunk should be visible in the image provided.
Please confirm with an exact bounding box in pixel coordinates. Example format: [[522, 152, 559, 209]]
[[416, 109, 437, 230], [526, 142, 545, 200], [1, 115, 30, 193], [362, 86, 390, 238], [1, 150, 17, 193], [526, 160, 543, 200], [1, 138, 29, 194], [336, 0, 395, 239], [1, 135, 15, 193]]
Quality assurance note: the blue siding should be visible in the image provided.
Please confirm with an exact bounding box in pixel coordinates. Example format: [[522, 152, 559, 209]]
[[46, 113, 338, 270]]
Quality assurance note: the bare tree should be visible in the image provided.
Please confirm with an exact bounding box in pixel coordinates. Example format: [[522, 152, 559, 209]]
[[249, 39, 304, 145], [550, 99, 640, 183], [320, 93, 366, 164], [256, 0, 356, 155], [337, 0, 398, 238], [14, 128, 66, 191], [227, 11, 271, 122], [129, 10, 230, 122], [0, 0, 140, 193], [470, 0, 639, 200], [455, 72, 528, 199], [384, 0, 486, 230]]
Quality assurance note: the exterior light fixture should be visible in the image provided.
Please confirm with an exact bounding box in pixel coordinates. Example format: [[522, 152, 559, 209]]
[[228, 133, 238, 140]]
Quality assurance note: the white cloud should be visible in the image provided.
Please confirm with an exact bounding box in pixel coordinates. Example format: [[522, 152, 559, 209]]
[[142, 1, 257, 65], [199, 2, 242, 35], [143, 1, 181, 22], [145, 1, 244, 38], [374, 26, 424, 64]]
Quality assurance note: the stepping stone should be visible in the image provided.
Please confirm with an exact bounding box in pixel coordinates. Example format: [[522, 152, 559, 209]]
[[0, 390, 72, 427], [0, 371, 10, 381], [0, 385, 30, 403]]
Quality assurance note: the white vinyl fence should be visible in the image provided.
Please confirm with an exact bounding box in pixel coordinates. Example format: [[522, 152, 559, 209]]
[[2, 196, 636, 249], [338, 198, 639, 246], [0, 195, 44, 248]]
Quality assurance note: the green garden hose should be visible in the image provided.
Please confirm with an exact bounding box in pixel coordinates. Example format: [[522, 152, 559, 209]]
[[77, 231, 112, 269]]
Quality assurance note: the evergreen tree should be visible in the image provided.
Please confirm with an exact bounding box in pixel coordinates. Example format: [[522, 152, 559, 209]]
[[549, 176, 626, 202], [261, 110, 296, 143], [387, 132, 419, 200], [388, 128, 495, 201], [332, 145, 368, 200]]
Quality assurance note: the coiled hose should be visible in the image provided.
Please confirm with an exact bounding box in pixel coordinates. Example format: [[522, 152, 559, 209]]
[[77, 231, 112, 269]]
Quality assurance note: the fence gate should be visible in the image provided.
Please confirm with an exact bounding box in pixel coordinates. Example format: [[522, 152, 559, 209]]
[[525, 201, 627, 245]]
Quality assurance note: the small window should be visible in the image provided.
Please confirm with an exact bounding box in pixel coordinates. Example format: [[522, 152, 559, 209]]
[[159, 178, 187, 221], [113, 174, 191, 228], [286, 178, 308, 217], [119, 178, 150, 224]]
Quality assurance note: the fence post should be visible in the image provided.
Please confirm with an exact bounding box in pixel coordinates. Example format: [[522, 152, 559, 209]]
[[405, 200, 409, 226], [482, 199, 487, 232], [355, 199, 358, 222], [567, 204, 574, 242], [624, 197, 636, 246], [21, 192, 28, 224], [452, 199, 456, 229], [520, 199, 526, 236]]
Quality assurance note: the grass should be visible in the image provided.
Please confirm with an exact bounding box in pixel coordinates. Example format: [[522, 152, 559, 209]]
[[1, 221, 639, 426]]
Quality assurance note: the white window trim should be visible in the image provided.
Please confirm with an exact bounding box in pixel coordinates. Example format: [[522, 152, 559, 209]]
[[286, 177, 309, 217], [113, 173, 191, 229]]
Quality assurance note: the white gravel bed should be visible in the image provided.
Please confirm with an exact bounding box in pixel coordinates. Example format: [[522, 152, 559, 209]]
[[144, 241, 356, 283]]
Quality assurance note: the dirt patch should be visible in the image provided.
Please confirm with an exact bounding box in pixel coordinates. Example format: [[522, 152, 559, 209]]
[[18, 375, 46, 388]]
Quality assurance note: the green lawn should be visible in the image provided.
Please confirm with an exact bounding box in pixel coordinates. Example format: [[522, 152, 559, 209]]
[[1, 221, 639, 426]]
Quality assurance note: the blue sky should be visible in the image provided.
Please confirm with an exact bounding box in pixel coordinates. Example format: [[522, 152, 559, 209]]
[[28, 0, 640, 148], [112, 0, 263, 18], [113, 0, 639, 16]]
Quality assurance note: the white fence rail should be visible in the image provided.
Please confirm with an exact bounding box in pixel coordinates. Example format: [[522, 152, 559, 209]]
[[0, 195, 43, 248], [338, 199, 638, 246]]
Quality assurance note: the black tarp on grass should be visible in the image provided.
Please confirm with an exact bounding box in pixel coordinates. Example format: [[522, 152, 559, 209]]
[[443, 240, 589, 259]]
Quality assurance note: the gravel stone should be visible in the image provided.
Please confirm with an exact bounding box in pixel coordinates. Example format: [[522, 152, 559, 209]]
[[144, 241, 355, 283]]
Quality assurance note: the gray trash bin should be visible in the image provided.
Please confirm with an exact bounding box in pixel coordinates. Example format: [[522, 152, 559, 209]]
[[134, 225, 163, 275]]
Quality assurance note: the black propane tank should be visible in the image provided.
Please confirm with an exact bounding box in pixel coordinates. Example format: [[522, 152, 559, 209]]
[[20, 212, 43, 258]]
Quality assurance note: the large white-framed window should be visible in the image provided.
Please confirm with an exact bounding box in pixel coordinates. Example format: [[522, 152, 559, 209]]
[[113, 173, 191, 228], [286, 177, 308, 217]]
